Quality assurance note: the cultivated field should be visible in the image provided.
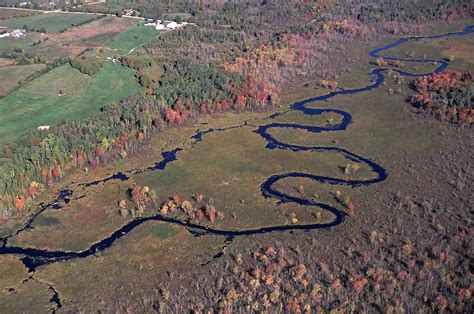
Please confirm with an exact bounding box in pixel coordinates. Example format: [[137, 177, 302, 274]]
[[0, 14, 146, 145], [0, 63, 45, 96], [0, 12, 101, 33], [49, 16, 137, 47], [0, 62, 142, 145], [0, 8, 41, 20], [0, 16, 137, 59]]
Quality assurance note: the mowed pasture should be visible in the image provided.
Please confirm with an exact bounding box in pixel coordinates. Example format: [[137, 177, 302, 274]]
[[0, 12, 101, 33], [0, 63, 46, 96], [0, 62, 142, 145], [24, 16, 138, 59], [106, 23, 160, 51]]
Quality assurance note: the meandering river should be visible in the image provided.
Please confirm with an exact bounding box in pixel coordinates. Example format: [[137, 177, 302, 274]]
[[1, 25, 473, 271]]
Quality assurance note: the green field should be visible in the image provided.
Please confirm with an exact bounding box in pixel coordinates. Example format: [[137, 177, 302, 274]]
[[0, 63, 46, 96], [0, 12, 100, 33], [0, 61, 142, 145], [105, 23, 160, 51]]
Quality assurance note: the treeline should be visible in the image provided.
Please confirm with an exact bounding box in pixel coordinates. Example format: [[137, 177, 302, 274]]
[[121, 54, 159, 88], [17, 57, 68, 84], [1, 49, 47, 65], [332, 0, 473, 23], [21, 24, 47, 33], [0, 94, 165, 218]]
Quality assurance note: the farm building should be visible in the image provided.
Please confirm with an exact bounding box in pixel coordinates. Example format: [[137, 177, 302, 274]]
[[0, 29, 26, 39]]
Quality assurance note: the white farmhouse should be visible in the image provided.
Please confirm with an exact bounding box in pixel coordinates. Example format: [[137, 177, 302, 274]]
[[0, 29, 25, 39], [10, 29, 26, 38], [144, 20, 197, 32]]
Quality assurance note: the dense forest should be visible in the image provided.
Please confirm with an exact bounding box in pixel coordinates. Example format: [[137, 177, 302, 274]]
[[0, 0, 473, 219]]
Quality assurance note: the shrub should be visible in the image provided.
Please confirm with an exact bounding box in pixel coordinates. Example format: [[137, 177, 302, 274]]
[[70, 57, 103, 76]]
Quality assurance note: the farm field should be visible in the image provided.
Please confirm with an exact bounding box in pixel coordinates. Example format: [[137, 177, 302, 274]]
[[0, 12, 101, 33], [0, 8, 41, 20], [0, 63, 46, 96], [0, 61, 142, 145], [0, 13, 147, 148], [105, 23, 160, 51], [49, 16, 138, 47], [0, 16, 138, 61]]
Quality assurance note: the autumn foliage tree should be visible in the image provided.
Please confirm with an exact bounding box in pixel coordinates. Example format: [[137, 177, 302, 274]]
[[409, 71, 473, 124]]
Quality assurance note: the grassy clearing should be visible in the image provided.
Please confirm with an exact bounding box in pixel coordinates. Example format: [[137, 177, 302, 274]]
[[0, 255, 52, 313], [0, 12, 100, 33], [376, 23, 474, 71], [0, 61, 142, 145], [32, 222, 224, 310], [0, 278, 52, 313], [46, 16, 136, 44], [105, 23, 160, 51], [62, 16, 137, 47], [0, 64, 45, 96], [9, 181, 134, 251]]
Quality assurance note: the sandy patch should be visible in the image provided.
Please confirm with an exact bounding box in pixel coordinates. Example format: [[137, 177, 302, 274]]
[[0, 58, 15, 67]]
